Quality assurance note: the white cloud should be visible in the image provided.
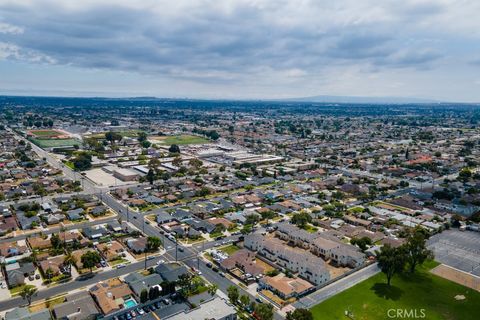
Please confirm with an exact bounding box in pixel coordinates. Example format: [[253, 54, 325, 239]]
[[0, 0, 480, 100]]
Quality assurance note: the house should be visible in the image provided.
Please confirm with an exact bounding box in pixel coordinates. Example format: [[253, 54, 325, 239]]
[[46, 213, 65, 225], [154, 210, 175, 225], [259, 274, 314, 300], [66, 208, 84, 221], [16, 211, 40, 230], [97, 241, 124, 261], [107, 221, 123, 233], [125, 237, 147, 254], [155, 263, 189, 282], [167, 297, 236, 320], [0, 242, 27, 258], [90, 206, 107, 217], [5, 262, 36, 288], [5, 307, 51, 320], [52, 291, 100, 320], [28, 236, 52, 250], [220, 249, 265, 280], [244, 234, 330, 286], [39, 255, 65, 277], [275, 222, 365, 268], [82, 226, 108, 239], [90, 278, 135, 315], [124, 273, 163, 298]]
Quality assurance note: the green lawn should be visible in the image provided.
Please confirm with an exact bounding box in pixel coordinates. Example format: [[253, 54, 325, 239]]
[[152, 134, 210, 145], [10, 284, 36, 296], [220, 244, 241, 255], [30, 138, 80, 148], [310, 261, 480, 320]]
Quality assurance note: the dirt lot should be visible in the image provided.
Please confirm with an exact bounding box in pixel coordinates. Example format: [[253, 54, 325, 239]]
[[431, 264, 480, 292]]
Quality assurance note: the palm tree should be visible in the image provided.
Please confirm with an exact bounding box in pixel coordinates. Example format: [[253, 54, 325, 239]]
[[63, 251, 77, 275], [20, 286, 37, 305], [101, 246, 109, 260]]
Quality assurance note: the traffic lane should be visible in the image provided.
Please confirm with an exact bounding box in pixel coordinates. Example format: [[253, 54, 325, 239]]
[[0, 257, 161, 312]]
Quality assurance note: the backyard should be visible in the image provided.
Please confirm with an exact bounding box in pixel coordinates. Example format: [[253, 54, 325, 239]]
[[310, 261, 480, 320]]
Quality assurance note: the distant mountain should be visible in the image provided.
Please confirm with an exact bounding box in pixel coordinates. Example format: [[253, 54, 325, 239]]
[[284, 95, 440, 104]]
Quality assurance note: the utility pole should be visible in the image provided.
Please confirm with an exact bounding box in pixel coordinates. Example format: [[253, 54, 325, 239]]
[[175, 241, 178, 262], [126, 206, 129, 222]]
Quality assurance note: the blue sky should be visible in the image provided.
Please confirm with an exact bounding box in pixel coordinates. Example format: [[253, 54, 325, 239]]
[[1, 0, 480, 101]]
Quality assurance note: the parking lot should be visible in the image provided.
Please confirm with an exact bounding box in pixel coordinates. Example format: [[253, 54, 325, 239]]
[[427, 230, 480, 276], [110, 298, 189, 320]]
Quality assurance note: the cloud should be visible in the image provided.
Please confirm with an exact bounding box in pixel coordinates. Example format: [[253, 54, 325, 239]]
[[0, 0, 479, 100], [0, 22, 23, 34]]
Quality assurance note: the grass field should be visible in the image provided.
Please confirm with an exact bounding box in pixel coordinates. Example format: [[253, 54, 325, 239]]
[[310, 261, 480, 320], [30, 138, 80, 148], [28, 129, 64, 137], [151, 134, 210, 145], [85, 130, 143, 139]]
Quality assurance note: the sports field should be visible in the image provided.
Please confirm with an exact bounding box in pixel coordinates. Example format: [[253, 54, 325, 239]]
[[28, 129, 65, 138], [150, 134, 210, 145], [310, 261, 480, 320], [30, 138, 80, 148]]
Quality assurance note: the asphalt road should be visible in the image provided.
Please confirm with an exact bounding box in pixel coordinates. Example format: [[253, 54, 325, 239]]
[[0, 257, 161, 311]]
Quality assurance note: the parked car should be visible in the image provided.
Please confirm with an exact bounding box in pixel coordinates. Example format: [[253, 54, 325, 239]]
[[116, 263, 126, 269], [206, 262, 213, 268], [212, 267, 219, 272], [137, 308, 145, 315]]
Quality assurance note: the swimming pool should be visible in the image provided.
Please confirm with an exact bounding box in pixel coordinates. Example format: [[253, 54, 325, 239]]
[[124, 298, 137, 308]]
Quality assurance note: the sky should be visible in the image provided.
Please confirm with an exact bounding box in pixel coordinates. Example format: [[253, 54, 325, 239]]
[[1, 0, 480, 101]]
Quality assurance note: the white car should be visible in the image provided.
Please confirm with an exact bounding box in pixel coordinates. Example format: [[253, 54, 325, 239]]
[[156, 259, 165, 265]]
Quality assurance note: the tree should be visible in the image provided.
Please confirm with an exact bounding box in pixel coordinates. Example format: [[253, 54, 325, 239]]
[[137, 132, 148, 142], [146, 236, 161, 252], [169, 144, 180, 153], [81, 251, 102, 273], [45, 267, 55, 281], [254, 303, 274, 320], [149, 286, 161, 300], [140, 289, 149, 303], [50, 233, 62, 249], [351, 237, 372, 252], [72, 152, 92, 171], [141, 140, 151, 148], [403, 230, 433, 273], [20, 286, 37, 305], [146, 169, 156, 185], [172, 156, 182, 167], [177, 273, 195, 297], [145, 236, 162, 269], [189, 158, 203, 169], [286, 309, 313, 320], [291, 212, 312, 228], [239, 294, 250, 308], [207, 284, 218, 296], [227, 285, 239, 304], [63, 251, 77, 275], [105, 131, 122, 145], [377, 244, 406, 286]]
